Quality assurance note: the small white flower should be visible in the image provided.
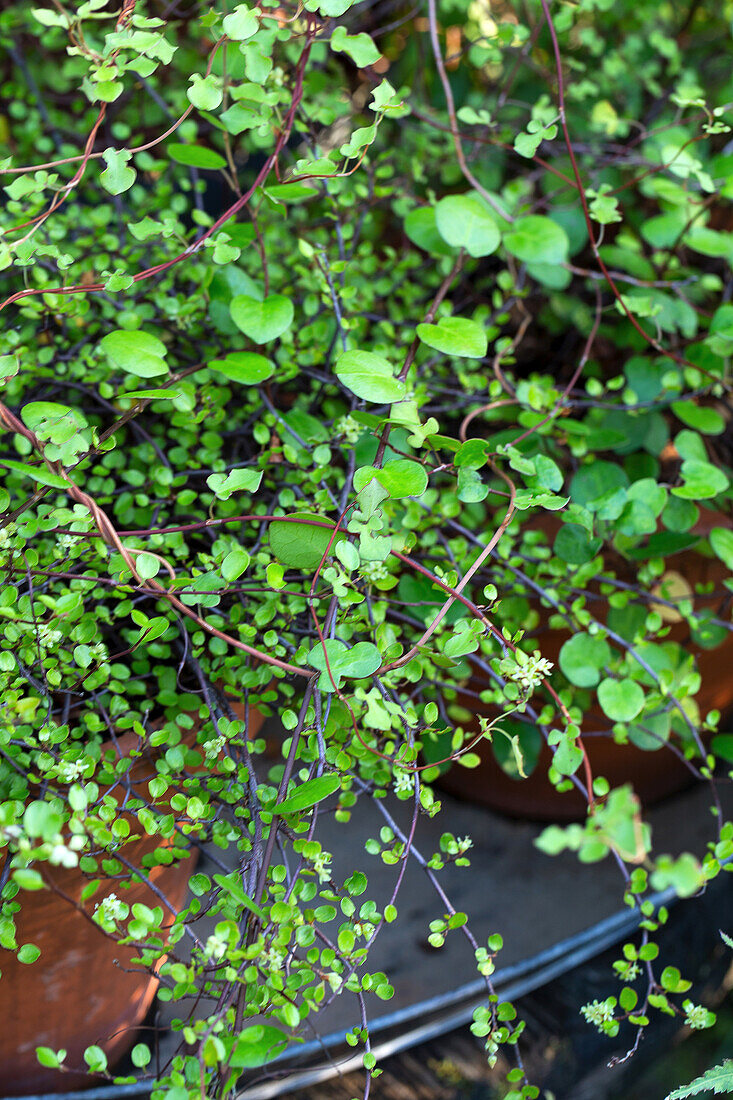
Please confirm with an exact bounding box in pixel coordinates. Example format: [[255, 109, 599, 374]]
[[312, 852, 332, 884], [392, 770, 413, 796], [335, 415, 361, 444], [580, 998, 616, 1030], [204, 934, 228, 962], [49, 843, 78, 868], [55, 760, 84, 783], [683, 1001, 715, 1030], [203, 736, 226, 759], [502, 652, 554, 693], [261, 946, 285, 972], [95, 892, 127, 923]]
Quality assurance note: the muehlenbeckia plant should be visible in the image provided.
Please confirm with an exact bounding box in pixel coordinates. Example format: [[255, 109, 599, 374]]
[[1, 0, 733, 1096]]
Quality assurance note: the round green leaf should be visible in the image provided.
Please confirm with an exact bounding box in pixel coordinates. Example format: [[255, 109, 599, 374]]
[[435, 194, 501, 257], [269, 513, 344, 569], [404, 207, 456, 256], [307, 639, 382, 691], [100, 330, 167, 378], [209, 352, 274, 384], [597, 678, 645, 722], [673, 459, 729, 500], [710, 527, 733, 570], [18, 943, 41, 964], [187, 74, 222, 112], [353, 458, 428, 498], [168, 144, 227, 170], [36, 1047, 63, 1069], [230, 294, 294, 343], [230, 1025, 288, 1069], [503, 215, 569, 265], [24, 800, 63, 840], [559, 633, 612, 688], [334, 350, 405, 403], [416, 317, 488, 358], [671, 401, 725, 435], [131, 1044, 152, 1069], [570, 461, 628, 510], [221, 548, 250, 580], [222, 4, 259, 40]]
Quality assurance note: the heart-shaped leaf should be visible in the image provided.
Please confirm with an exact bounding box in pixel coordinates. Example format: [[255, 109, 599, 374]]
[[230, 294, 294, 343], [335, 350, 405, 403], [503, 215, 569, 265], [206, 468, 262, 499], [417, 317, 487, 358], [209, 352, 274, 384], [559, 633, 612, 688], [598, 678, 644, 722], [269, 513, 345, 569], [100, 330, 167, 378], [222, 4, 259, 40], [353, 458, 428, 498], [435, 194, 501, 257], [307, 639, 382, 692]]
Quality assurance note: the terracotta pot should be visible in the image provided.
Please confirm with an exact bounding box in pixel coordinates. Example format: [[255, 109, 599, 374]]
[[437, 518, 733, 821], [0, 694, 264, 1095]]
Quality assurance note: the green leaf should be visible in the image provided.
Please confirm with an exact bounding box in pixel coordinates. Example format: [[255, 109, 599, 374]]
[[335, 350, 406, 403], [222, 4, 259, 39], [270, 513, 344, 569], [168, 144, 227, 170], [671, 401, 725, 435], [265, 182, 318, 203], [36, 1047, 64, 1069], [274, 774, 342, 813], [122, 389, 180, 401], [404, 207, 456, 257], [353, 458, 428, 499], [187, 74, 222, 111], [664, 1060, 733, 1099], [307, 639, 382, 692], [435, 194, 501, 257], [12, 868, 46, 891], [100, 329, 167, 378], [710, 528, 733, 570], [209, 352, 274, 384], [221, 548, 250, 580], [331, 25, 380, 67], [212, 872, 266, 920], [83, 1045, 108, 1072], [206, 469, 262, 500], [0, 459, 68, 490], [673, 460, 728, 500], [686, 227, 733, 260], [570, 461, 628, 511], [230, 1025, 288, 1069], [131, 1044, 151, 1069], [18, 943, 41, 965], [24, 800, 63, 841], [503, 215, 569, 265], [417, 317, 487, 358], [230, 294, 294, 343], [559, 633, 612, 688], [100, 148, 135, 195], [597, 678, 645, 722]]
